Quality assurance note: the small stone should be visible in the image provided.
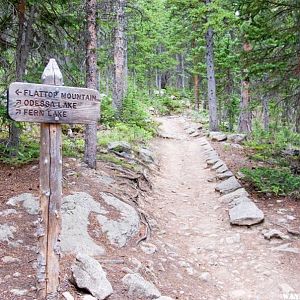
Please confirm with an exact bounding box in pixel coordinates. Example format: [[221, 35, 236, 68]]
[[62, 291, 74, 300], [0, 209, 17, 216], [262, 229, 289, 240], [272, 243, 300, 254], [225, 233, 241, 244], [228, 196, 252, 209], [2, 256, 21, 264], [216, 177, 242, 194], [139, 148, 155, 164], [199, 272, 211, 282], [207, 158, 219, 166], [186, 128, 196, 134], [13, 272, 21, 277], [140, 242, 157, 255], [10, 289, 28, 296], [157, 297, 174, 300], [190, 131, 200, 137], [122, 273, 161, 299]]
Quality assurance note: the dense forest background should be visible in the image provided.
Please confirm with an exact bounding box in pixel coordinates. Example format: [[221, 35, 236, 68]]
[[0, 0, 299, 196]]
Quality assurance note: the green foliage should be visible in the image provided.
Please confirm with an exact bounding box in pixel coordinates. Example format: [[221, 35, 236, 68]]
[[100, 96, 117, 127], [241, 167, 300, 197], [98, 122, 154, 147], [62, 137, 85, 158], [0, 135, 39, 165]]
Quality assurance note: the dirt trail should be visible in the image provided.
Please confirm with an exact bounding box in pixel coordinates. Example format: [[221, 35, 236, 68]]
[[146, 116, 300, 300]]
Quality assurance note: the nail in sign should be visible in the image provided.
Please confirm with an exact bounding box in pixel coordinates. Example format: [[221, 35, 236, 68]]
[[8, 82, 100, 124]]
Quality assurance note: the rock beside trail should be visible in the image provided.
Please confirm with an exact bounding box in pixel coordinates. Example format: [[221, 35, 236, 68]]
[[215, 177, 241, 194], [217, 171, 233, 180], [218, 188, 249, 203], [216, 165, 229, 174], [139, 148, 155, 164], [72, 253, 113, 300], [157, 297, 174, 300], [61, 192, 106, 256], [98, 192, 140, 247], [210, 132, 227, 142], [227, 134, 246, 144], [228, 196, 252, 209], [122, 273, 161, 299], [229, 201, 264, 226], [108, 141, 132, 153], [6, 193, 39, 215]]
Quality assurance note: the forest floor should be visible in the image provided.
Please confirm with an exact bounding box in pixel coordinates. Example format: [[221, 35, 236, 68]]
[[0, 115, 300, 300]]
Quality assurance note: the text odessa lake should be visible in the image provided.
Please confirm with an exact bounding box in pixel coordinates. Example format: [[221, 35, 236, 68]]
[[23, 99, 78, 109]]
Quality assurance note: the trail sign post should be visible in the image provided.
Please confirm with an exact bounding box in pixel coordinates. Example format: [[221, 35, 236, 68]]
[[7, 59, 100, 299]]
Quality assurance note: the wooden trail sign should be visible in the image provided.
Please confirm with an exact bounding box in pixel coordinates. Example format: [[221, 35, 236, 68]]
[[7, 59, 100, 299], [8, 82, 100, 124]]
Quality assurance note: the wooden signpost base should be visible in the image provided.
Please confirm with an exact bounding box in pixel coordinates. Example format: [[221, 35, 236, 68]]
[[37, 59, 63, 299]]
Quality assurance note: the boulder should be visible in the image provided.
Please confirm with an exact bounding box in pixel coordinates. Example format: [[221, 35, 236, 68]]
[[210, 132, 227, 142], [122, 273, 161, 299], [72, 254, 113, 300], [229, 201, 264, 226], [6, 193, 39, 215], [107, 141, 132, 153], [97, 192, 140, 247], [215, 177, 241, 194], [227, 134, 247, 144], [61, 193, 106, 256]]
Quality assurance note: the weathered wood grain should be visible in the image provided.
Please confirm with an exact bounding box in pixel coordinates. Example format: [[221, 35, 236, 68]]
[[37, 59, 63, 300], [8, 82, 100, 124]]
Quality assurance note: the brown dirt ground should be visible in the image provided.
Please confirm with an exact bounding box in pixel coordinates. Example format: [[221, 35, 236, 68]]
[[0, 116, 300, 300]]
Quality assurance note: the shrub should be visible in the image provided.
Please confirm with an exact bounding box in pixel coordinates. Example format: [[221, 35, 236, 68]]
[[241, 166, 300, 197]]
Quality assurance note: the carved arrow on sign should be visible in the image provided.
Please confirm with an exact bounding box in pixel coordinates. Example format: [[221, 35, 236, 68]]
[[15, 89, 22, 96]]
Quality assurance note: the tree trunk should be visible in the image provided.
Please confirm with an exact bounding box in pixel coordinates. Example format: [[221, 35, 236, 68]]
[[238, 42, 253, 134], [8, 0, 35, 149], [194, 74, 200, 111], [112, 0, 127, 116], [84, 0, 98, 169], [238, 77, 252, 133], [262, 96, 269, 131], [205, 22, 218, 131]]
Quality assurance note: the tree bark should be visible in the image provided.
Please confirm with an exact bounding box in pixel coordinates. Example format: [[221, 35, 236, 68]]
[[205, 23, 218, 131], [84, 0, 98, 169], [8, 0, 35, 149], [112, 0, 127, 116], [262, 96, 269, 131], [238, 42, 253, 133], [194, 74, 200, 111]]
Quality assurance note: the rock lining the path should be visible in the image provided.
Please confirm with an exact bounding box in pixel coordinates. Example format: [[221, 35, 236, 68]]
[[227, 133, 247, 143], [217, 171, 233, 179], [215, 177, 242, 194], [262, 229, 289, 240], [229, 201, 264, 226], [122, 273, 161, 299], [72, 253, 113, 300], [218, 188, 249, 204], [6, 193, 39, 215]]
